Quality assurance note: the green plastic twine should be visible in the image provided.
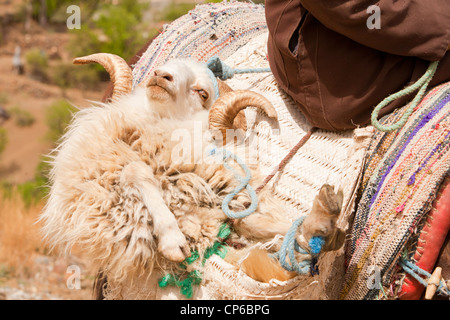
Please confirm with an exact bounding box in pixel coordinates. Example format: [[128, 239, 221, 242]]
[[158, 223, 231, 298], [371, 60, 439, 132], [158, 270, 202, 299]]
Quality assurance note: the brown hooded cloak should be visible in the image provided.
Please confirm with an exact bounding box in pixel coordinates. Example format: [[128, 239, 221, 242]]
[[265, 0, 450, 131]]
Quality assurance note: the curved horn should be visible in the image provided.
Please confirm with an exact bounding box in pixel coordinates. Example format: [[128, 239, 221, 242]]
[[217, 79, 233, 95], [209, 90, 277, 141], [73, 53, 133, 101]]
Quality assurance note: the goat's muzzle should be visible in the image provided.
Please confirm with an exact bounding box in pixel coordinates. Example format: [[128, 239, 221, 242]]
[[146, 73, 176, 101]]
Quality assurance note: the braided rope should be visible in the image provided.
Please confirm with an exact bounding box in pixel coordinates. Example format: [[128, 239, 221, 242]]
[[255, 127, 317, 193], [371, 61, 439, 132]]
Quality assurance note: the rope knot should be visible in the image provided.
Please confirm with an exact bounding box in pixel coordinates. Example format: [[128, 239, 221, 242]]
[[206, 55, 235, 80], [270, 216, 325, 275], [204, 56, 271, 101]]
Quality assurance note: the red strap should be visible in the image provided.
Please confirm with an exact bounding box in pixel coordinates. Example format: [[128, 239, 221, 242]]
[[255, 127, 317, 193], [399, 176, 450, 300]]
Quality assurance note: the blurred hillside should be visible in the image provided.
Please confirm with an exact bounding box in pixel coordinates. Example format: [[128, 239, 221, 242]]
[[0, 0, 213, 185], [0, 0, 247, 300]]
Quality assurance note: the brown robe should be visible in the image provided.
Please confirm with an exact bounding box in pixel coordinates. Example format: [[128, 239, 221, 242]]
[[265, 0, 450, 131]]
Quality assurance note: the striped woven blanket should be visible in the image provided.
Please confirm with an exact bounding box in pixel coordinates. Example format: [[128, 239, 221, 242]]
[[341, 82, 450, 300]]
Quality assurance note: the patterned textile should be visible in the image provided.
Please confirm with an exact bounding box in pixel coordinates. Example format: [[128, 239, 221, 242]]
[[341, 82, 450, 300], [132, 1, 268, 88]]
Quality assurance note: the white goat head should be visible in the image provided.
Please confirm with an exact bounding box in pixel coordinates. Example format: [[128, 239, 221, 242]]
[[146, 59, 216, 117], [73, 53, 277, 139]]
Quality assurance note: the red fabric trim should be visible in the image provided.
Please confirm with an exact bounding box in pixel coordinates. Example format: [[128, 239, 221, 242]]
[[399, 176, 450, 300]]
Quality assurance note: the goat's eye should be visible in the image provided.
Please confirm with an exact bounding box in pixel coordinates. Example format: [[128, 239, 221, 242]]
[[195, 89, 209, 103]]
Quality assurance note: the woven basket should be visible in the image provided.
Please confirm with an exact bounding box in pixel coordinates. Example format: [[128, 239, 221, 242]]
[[101, 1, 373, 300]]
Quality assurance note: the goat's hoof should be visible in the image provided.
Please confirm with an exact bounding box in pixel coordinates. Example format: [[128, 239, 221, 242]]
[[299, 184, 344, 249], [158, 231, 191, 263]]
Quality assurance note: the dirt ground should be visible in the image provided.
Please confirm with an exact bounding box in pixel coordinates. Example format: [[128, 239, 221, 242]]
[[0, 25, 106, 184], [0, 14, 106, 300]]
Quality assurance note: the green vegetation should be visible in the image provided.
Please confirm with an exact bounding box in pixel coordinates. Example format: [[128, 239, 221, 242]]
[[6, 99, 76, 206], [51, 63, 101, 91], [68, 0, 149, 63], [25, 48, 49, 82], [45, 99, 77, 143], [161, 2, 197, 22], [25, 47, 101, 89], [30, 0, 100, 25], [0, 127, 7, 157], [16, 155, 51, 207], [20, 1, 153, 87], [96, 6, 143, 58], [8, 107, 35, 127], [0, 93, 8, 104], [24, 98, 78, 205]]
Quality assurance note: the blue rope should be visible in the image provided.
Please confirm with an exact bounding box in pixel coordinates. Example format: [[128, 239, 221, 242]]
[[205, 68, 221, 101], [399, 257, 449, 297], [207, 56, 271, 80], [205, 56, 271, 100], [270, 216, 324, 275], [209, 147, 258, 219], [208, 135, 324, 276], [205, 58, 323, 275], [205, 56, 271, 218]]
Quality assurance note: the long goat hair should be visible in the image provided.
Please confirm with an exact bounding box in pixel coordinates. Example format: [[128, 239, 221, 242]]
[[39, 53, 292, 290]]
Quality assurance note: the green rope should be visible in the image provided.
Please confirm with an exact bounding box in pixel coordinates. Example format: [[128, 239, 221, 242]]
[[371, 60, 439, 132], [158, 223, 231, 298]]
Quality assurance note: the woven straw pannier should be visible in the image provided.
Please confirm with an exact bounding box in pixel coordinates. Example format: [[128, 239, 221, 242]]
[[100, 1, 375, 300]]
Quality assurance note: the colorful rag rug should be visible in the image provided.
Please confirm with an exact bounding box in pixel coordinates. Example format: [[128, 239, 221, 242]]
[[131, 1, 268, 88], [341, 82, 450, 300]]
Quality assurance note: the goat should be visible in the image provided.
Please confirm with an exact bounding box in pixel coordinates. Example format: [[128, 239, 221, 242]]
[[39, 53, 344, 298], [40, 53, 285, 277]]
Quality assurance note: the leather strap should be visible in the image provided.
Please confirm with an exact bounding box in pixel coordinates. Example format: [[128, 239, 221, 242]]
[[399, 175, 450, 299]]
